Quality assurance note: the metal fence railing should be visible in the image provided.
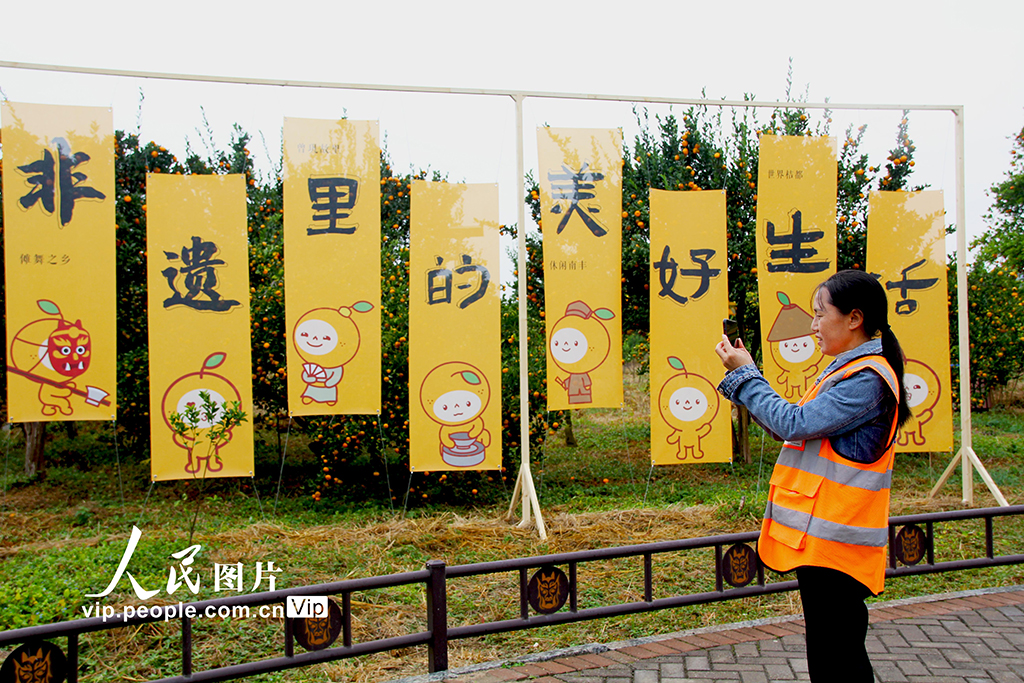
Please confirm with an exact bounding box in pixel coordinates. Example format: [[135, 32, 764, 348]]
[[2, 505, 1022, 681]]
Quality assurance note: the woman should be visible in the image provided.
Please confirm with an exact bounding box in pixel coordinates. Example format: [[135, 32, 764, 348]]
[[714, 270, 911, 683]]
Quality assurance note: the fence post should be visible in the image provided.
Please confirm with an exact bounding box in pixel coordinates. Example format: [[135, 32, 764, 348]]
[[426, 559, 449, 673]]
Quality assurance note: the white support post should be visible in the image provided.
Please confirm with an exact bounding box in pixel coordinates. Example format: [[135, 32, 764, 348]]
[[512, 94, 547, 539], [928, 107, 1008, 507]]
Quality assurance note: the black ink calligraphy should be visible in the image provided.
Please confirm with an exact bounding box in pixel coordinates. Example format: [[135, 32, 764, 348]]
[[765, 210, 830, 273], [162, 237, 241, 312]]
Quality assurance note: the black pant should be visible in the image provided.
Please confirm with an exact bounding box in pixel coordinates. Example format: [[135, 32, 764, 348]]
[[796, 566, 874, 683]]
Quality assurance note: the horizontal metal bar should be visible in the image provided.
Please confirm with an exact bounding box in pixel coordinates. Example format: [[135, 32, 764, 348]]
[[146, 631, 432, 683], [447, 532, 760, 578], [448, 580, 800, 640], [886, 554, 1024, 578], [0, 61, 961, 113], [889, 505, 1024, 526]]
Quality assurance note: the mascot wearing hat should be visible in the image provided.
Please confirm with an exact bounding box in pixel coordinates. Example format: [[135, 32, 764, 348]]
[[549, 300, 615, 405], [767, 292, 824, 400]]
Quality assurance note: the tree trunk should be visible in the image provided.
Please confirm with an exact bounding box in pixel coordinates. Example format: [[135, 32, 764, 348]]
[[23, 422, 46, 478], [563, 410, 577, 447], [739, 406, 751, 464]]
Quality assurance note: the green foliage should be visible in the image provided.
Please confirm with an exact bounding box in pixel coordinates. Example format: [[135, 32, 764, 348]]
[[949, 260, 1024, 408], [975, 125, 1024, 270], [168, 390, 248, 470], [946, 122, 1024, 407]]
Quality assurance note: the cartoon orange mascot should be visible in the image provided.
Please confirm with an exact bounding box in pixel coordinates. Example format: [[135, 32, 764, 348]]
[[420, 361, 492, 467], [658, 357, 721, 460], [549, 300, 615, 405], [766, 292, 824, 400]]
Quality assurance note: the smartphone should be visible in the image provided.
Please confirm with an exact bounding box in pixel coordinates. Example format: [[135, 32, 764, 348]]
[[723, 318, 741, 347]]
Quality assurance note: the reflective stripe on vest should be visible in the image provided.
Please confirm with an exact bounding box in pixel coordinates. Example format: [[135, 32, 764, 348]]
[[764, 500, 889, 547], [775, 446, 892, 491]]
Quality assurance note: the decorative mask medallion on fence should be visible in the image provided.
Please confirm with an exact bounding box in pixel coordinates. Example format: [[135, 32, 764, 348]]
[[721, 543, 759, 588], [894, 524, 928, 566], [527, 565, 570, 615], [294, 598, 343, 651], [0, 640, 67, 683]]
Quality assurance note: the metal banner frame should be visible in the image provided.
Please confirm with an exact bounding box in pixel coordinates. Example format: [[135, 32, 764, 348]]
[[0, 61, 1007, 534]]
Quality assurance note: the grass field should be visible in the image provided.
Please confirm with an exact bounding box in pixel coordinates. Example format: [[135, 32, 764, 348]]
[[1, 375, 1021, 681]]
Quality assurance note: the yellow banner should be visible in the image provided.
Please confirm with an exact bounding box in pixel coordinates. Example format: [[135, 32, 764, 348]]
[[867, 191, 952, 452], [538, 127, 622, 410], [147, 175, 254, 480], [283, 118, 381, 415], [2, 102, 116, 422], [755, 135, 837, 401], [649, 189, 731, 464], [409, 182, 501, 472]]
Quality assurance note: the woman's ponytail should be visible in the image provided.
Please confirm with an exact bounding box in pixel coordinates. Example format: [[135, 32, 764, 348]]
[[879, 324, 911, 428]]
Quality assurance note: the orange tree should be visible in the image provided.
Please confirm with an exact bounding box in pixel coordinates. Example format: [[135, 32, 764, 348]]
[[949, 122, 1024, 407]]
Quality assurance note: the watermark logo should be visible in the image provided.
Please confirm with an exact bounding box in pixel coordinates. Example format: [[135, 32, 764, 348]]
[[286, 596, 328, 619], [83, 526, 285, 623]]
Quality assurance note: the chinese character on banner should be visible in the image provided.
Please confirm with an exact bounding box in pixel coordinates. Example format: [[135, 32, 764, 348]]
[[548, 163, 608, 236], [765, 210, 830, 274], [308, 176, 359, 235], [162, 236, 242, 312], [652, 246, 721, 306], [426, 255, 491, 308], [884, 259, 940, 316], [17, 138, 106, 227]]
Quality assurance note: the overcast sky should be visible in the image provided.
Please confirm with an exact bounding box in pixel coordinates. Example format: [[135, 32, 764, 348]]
[[2, 0, 1021, 268]]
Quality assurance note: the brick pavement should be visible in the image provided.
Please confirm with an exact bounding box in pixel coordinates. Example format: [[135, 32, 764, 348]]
[[399, 586, 1024, 683]]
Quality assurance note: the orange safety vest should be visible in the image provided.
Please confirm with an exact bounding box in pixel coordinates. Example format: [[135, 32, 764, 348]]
[[758, 355, 900, 595]]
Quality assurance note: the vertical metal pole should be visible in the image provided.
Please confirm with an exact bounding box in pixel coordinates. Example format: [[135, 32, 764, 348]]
[[643, 554, 653, 602], [182, 616, 192, 676], [513, 93, 547, 540], [569, 562, 578, 612], [426, 560, 448, 673], [954, 106, 974, 505], [715, 546, 724, 592], [519, 567, 530, 620], [67, 633, 78, 683], [342, 592, 352, 648], [985, 517, 994, 559], [284, 617, 294, 658]]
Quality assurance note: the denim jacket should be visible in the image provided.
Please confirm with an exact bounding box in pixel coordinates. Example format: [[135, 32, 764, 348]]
[[717, 339, 897, 463]]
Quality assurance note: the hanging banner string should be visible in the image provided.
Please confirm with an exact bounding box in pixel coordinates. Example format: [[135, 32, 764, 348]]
[[273, 415, 293, 515]]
